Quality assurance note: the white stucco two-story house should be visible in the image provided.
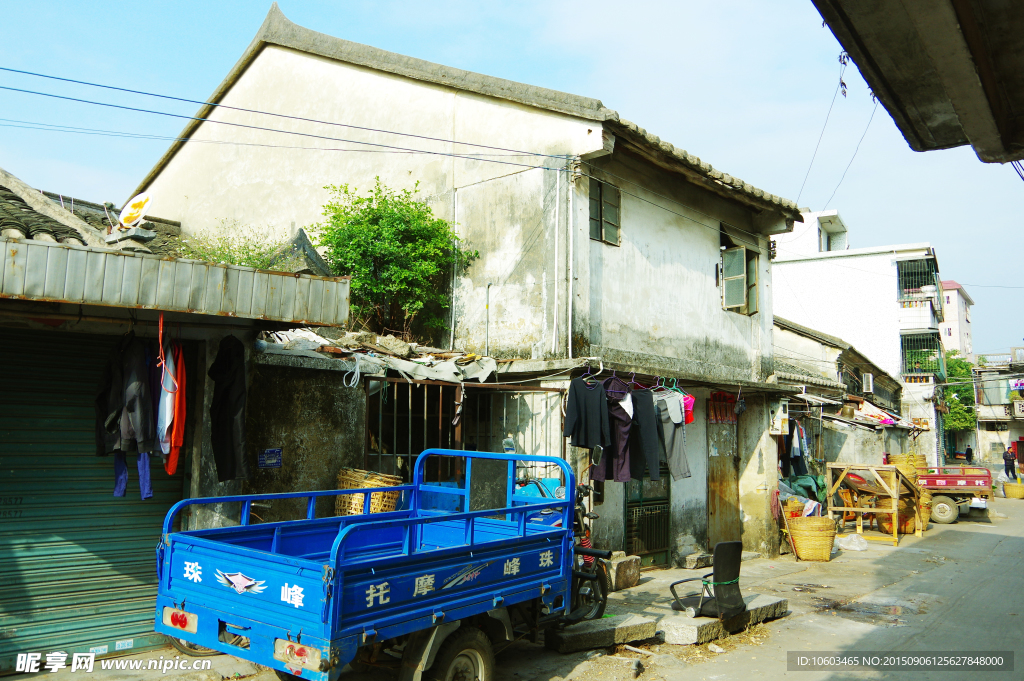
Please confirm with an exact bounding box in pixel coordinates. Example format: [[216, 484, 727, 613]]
[[132, 4, 802, 560]]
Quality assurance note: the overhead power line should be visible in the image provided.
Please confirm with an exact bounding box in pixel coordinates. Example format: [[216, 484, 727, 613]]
[[0, 66, 562, 160], [1011, 160, 1024, 183], [822, 101, 877, 211], [0, 84, 568, 173], [2, 70, 1019, 294], [0, 117, 534, 156], [795, 54, 848, 205]]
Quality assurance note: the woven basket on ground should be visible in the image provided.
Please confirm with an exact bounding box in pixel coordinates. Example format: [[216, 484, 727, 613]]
[[1005, 482, 1024, 500], [788, 516, 837, 562], [913, 455, 928, 467], [785, 498, 805, 517], [335, 468, 402, 516]]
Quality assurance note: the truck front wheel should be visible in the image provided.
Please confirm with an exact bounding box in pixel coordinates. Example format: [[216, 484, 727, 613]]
[[427, 627, 494, 681], [931, 496, 958, 524]]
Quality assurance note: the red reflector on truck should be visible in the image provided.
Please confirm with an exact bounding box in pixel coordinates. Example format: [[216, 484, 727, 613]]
[[161, 607, 198, 634], [273, 639, 322, 672]]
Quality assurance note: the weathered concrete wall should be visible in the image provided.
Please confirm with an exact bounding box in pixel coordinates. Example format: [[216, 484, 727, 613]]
[[814, 420, 909, 467], [144, 45, 601, 242], [578, 153, 776, 384], [977, 422, 1024, 464], [773, 325, 843, 382], [241, 364, 366, 522], [453, 168, 565, 358], [737, 396, 780, 557]]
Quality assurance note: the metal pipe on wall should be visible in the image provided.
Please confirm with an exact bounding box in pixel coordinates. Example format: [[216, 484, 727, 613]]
[[567, 165, 575, 359], [485, 282, 493, 356]]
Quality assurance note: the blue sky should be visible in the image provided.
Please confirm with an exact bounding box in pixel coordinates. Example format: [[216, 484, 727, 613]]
[[0, 1, 1019, 354]]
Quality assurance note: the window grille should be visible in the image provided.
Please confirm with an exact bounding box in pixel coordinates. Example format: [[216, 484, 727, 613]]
[[900, 333, 945, 379], [897, 259, 939, 300]]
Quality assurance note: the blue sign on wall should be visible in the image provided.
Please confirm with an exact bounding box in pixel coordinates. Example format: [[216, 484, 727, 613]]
[[258, 448, 283, 469]]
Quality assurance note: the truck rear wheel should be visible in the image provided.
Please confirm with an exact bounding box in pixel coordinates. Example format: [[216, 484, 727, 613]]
[[427, 626, 494, 681], [930, 496, 958, 524]]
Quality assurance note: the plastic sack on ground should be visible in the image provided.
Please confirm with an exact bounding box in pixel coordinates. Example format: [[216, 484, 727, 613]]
[[836, 534, 869, 551]]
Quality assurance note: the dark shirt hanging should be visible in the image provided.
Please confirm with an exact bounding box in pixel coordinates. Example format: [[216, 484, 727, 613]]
[[209, 335, 250, 482], [591, 376, 633, 482], [563, 377, 611, 449], [96, 332, 133, 456], [628, 389, 661, 481], [119, 337, 156, 454], [95, 332, 156, 456]]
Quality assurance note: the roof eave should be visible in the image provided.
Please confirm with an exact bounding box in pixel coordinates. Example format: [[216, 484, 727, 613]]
[[607, 119, 803, 223]]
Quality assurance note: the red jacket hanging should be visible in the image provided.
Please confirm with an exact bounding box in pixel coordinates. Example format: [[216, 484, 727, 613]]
[[165, 343, 187, 475]]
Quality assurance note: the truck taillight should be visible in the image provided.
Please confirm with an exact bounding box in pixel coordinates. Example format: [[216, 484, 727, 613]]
[[161, 607, 198, 634], [273, 639, 323, 672]]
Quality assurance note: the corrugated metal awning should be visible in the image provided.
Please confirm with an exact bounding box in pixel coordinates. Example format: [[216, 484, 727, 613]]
[[0, 237, 349, 326], [792, 393, 843, 406]]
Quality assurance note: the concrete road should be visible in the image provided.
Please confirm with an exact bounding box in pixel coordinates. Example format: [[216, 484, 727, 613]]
[[623, 495, 1024, 681], [32, 497, 1021, 681]]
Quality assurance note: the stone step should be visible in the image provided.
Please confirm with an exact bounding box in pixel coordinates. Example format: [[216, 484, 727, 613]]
[[657, 594, 788, 645], [683, 551, 761, 569], [545, 613, 657, 654]]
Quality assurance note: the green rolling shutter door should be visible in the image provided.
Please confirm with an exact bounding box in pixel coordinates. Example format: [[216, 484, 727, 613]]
[[0, 328, 185, 671]]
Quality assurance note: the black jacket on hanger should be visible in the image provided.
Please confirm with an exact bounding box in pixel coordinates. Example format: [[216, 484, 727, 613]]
[[208, 335, 250, 482]]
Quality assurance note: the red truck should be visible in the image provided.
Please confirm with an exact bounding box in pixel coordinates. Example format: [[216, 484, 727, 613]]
[[917, 466, 993, 524]]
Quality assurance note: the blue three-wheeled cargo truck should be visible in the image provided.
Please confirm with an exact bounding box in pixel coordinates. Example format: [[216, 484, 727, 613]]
[[154, 450, 609, 680]]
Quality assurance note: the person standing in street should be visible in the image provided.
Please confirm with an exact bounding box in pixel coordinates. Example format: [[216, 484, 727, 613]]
[[1004, 447, 1018, 481], [965, 445, 974, 464]]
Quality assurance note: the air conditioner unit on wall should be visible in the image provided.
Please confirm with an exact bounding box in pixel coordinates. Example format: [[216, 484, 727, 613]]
[[862, 373, 874, 393]]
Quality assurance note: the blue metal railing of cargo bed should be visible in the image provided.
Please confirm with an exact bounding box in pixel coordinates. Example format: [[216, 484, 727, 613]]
[[155, 450, 574, 680]]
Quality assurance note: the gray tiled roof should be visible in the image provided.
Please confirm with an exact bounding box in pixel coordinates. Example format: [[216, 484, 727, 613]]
[[0, 186, 85, 244]]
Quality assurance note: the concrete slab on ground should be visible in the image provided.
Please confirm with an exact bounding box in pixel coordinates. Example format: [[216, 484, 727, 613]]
[[657, 594, 789, 645], [544, 613, 657, 653]]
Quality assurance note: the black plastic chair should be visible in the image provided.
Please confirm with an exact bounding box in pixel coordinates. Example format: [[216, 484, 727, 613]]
[[669, 541, 746, 621]]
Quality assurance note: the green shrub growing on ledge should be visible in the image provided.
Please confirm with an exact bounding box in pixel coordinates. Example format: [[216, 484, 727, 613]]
[[313, 179, 475, 339]]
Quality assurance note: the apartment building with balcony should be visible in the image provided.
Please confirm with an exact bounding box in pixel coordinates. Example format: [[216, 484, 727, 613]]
[[772, 210, 947, 463]]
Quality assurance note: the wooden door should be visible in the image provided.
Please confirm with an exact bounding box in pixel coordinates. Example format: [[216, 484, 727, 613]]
[[707, 421, 741, 548]]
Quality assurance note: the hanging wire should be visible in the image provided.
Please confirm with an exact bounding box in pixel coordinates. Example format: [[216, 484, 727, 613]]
[[795, 53, 849, 205]]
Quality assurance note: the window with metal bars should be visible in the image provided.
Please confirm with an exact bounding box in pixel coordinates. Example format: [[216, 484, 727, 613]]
[[364, 378, 566, 483], [900, 333, 945, 378], [896, 259, 939, 300]]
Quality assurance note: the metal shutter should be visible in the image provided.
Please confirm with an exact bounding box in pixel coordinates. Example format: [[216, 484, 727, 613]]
[[0, 328, 186, 671]]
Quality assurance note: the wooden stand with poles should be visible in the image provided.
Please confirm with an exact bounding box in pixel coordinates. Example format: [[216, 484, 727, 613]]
[[826, 463, 922, 547]]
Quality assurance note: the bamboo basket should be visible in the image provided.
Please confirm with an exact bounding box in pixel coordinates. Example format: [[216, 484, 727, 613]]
[[785, 498, 805, 517], [1005, 482, 1024, 500], [788, 516, 837, 562], [335, 468, 403, 516], [895, 463, 919, 482]]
